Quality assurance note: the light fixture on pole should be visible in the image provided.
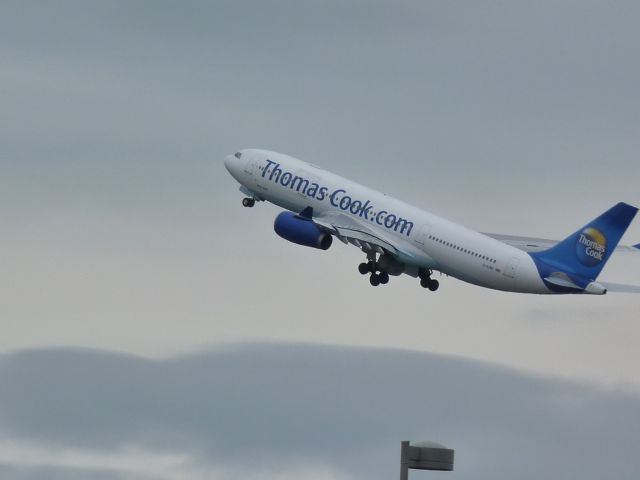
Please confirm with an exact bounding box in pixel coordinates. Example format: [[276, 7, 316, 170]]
[[400, 441, 454, 480]]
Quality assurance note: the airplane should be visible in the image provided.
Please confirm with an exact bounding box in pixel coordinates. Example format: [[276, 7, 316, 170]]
[[224, 149, 640, 295]]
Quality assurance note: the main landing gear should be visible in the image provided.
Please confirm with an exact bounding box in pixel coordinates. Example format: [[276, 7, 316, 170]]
[[357, 255, 440, 291], [419, 268, 439, 291], [242, 197, 256, 208], [358, 256, 389, 287]]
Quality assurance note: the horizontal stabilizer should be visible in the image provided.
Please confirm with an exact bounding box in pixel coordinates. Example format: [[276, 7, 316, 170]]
[[600, 282, 640, 293], [544, 274, 582, 291], [485, 233, 640, 254]]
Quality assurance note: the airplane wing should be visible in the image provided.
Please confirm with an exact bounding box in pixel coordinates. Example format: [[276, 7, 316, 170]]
[[483, 233, 640, 254], [304, 208, 433, 270], [313, 210, 399, 255], [600, 282, 640, 293]]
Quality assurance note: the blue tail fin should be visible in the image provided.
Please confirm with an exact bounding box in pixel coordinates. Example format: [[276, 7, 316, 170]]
[[531, 202, 638, 282]]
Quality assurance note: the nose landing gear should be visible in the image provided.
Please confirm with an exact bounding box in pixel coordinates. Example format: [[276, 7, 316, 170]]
[[242, 197, 256, 208]]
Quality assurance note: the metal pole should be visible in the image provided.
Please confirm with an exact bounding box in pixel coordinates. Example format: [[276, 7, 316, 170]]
[[400, 441, 409, 480]]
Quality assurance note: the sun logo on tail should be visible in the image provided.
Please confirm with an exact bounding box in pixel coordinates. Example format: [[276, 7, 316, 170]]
[[576, 227, 607, 267]]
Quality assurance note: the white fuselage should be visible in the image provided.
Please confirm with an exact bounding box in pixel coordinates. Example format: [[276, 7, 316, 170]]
[[225, 149, 552, 294]]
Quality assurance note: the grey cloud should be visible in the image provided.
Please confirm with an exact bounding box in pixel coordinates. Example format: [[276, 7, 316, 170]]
[[0, 464, 130, 480], [0, 343, 639, 480]]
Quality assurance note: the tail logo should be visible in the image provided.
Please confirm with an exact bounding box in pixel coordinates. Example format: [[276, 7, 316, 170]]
[[576, 227, 607, 267]]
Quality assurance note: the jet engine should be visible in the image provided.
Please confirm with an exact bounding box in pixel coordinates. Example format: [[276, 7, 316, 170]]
[[274, 211, 333, 250]]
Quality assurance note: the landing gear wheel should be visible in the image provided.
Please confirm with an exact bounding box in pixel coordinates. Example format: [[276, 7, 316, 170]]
[[242, 197, 255, 208], [378, 271, 389, 284], [358, 263, 370, 275], [420, 277, 430, 289], [369, 273, 380, 286], [428, 279, 439, 291], [367, 260, 378, 273]]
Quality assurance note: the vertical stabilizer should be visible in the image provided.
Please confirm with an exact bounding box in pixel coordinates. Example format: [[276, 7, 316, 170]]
[[530, 202, 637, 284]]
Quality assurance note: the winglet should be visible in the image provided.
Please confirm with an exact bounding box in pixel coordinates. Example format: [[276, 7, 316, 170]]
[[634, 243, 640, 250], [297, 206, 314, 220]]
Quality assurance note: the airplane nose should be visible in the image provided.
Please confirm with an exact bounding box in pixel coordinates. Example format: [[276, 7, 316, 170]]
[[224, 154, 240, 175], [224, 153, 234, 173], [224, 151, 244, 179]]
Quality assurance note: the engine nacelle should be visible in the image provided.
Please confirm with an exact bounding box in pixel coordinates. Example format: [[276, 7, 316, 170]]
[[274, 211, 333, 250]]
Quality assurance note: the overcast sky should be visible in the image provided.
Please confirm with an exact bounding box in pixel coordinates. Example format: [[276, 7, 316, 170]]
[[1, 1, 640, 478]]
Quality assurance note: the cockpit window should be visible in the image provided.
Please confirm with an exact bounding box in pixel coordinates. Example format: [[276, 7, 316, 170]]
[[234, 151, 242, 159]]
